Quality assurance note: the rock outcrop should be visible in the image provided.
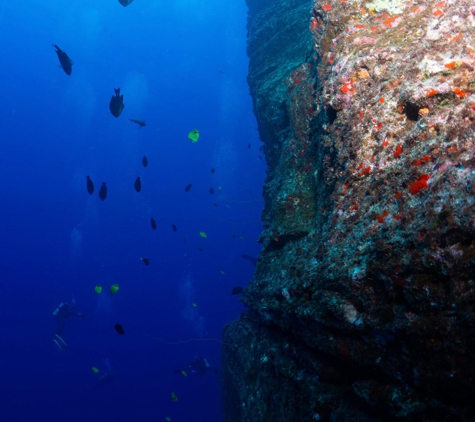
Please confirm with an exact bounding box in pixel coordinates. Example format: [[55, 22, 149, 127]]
[[223, 1, 475, 421]]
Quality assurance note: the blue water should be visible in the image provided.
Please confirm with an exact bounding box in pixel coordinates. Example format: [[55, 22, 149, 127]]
[[0, 1, 264, 421]]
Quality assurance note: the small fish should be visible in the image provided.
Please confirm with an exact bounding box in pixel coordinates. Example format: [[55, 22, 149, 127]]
[[259, 155, 262, 160], [172, 224, 177, 232], [210, 167, 215, 173], [86, 176, 94, 195], [134, 177, 142, 192], [209, 188, 215, 195], [171, 392, 178, 402], [214, 368, 218, 375], [213, 202, 218, 207], [109, 88, 124, 118], [188, 130, 199, 143], [199, 231, 207, 238], [141, 257, 150, 266], [232, 233, 236, 238], [151, 217, 157, 230], [192, 303, 197, 308], [248, 143, 251, 149], [99, 182, 107, 201], [94, 284, 102, 294], [142, 156, 148, 167], [110, 284, 119, 295], [114, 323, 125, 335], [220, 271, 225, 275], [183, 236, 187, 242], [92, 367, 99, 373], [166, 418, 171, 422], [52, 44, 73, 75], [129, 118, 146, 128], [185, 184, 192, 192], [198, 247, 203, 252], [181, 370, 188, 376], [232, 286, 243, 295], [118, 0, 134, 6]]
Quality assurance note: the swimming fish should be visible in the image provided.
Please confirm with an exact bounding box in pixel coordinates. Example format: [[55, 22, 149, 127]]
[[150, 217, 157, 230], [199, 231, 207, 238], [181, 370, 187, 377], [99, 182, 107, 201], [172, 224, 177, 232], [110, 284, 119, 295], [92, 367, 99, 373], [185, 184, 192, 192], [118, 0, 134, 6], [211, 167, 215, 173], [183, 236, 187, 242], [232, 286, 243, 295], [86, 176, 94, 195], [95, 284, 102, 294], [134, 177, 141, 192], [109, 88, 124, 118], [213, 202, 218, 207], [199, 247, 203, 252], [242, 254, 258, 266], [232, 233, 237, 238], [129, 119, 146, 128], [52, 44, 73, 75], [188, 130, 199, 143], [141, 257, 150, 266], [114, 323, 125, 335], [209, 188, 215, 195], [171, 392, 178, 402], [248, 143, 251, 149], [142, 156, 148, 167]]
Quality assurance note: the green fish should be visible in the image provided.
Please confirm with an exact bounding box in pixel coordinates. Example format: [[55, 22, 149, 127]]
[[166, 418, 171, 422], [94, 284, 102, 294], [110, 284, 119, 296], [181, 370, 187, 377], [171, 392, 178, 402], [220, 271, 225, 275], [192, 303, 197, 308], [91, 367, 99, 373], [188, 129, 199, 143], [199, 231, 207, 238]]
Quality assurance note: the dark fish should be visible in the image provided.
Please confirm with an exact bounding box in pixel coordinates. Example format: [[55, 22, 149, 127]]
[[259, 155, 262, 160], [209, 188, 215, 195], [214, 368, 219, 375], [129, 118, 146, 128], [134, 177, 141, 192], [232, 233, 237, 238], [52, 44, 73, 76], [185, 184, 192, 192], [210, 167, 215, 174], [183, 236, 187, 242], [141, 257, 150, 266], [242, 254, 257, 266], [114, 323, 125, 335], [142, 156, 148, 167], [213, 202, 218, 207], [151, 217, 157, 230], [172, 224, 177, 232], [199, 247, 203, 252], [232, 286, 243, 295], [248, 143, 251, 149], [86, 176, 94, 195], [99, 182, 107, 201], [109, 88, 124, 118], [118, 0, 134, 6]]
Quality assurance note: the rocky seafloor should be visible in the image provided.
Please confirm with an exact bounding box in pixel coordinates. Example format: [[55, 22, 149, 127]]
[[222, 1, 475, 421]]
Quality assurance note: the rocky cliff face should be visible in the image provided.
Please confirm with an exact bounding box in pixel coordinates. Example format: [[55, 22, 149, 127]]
[[223, 1, 475, 421]]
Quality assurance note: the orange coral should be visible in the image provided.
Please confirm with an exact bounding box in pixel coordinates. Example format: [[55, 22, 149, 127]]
[[393, 143, 403, 159], [321, 4, 332, 12], [409, 174, 430, 195], [426, 89, 437, 98]]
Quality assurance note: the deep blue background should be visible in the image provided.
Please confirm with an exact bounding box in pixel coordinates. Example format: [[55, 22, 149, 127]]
[[0, 1, 264, 421]]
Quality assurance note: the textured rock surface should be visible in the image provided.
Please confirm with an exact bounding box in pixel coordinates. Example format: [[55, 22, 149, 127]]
[[223, 0, 475, 421]]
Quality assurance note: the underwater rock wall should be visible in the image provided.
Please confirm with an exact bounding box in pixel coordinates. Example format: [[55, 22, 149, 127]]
[[223, 0, 475, 421]]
